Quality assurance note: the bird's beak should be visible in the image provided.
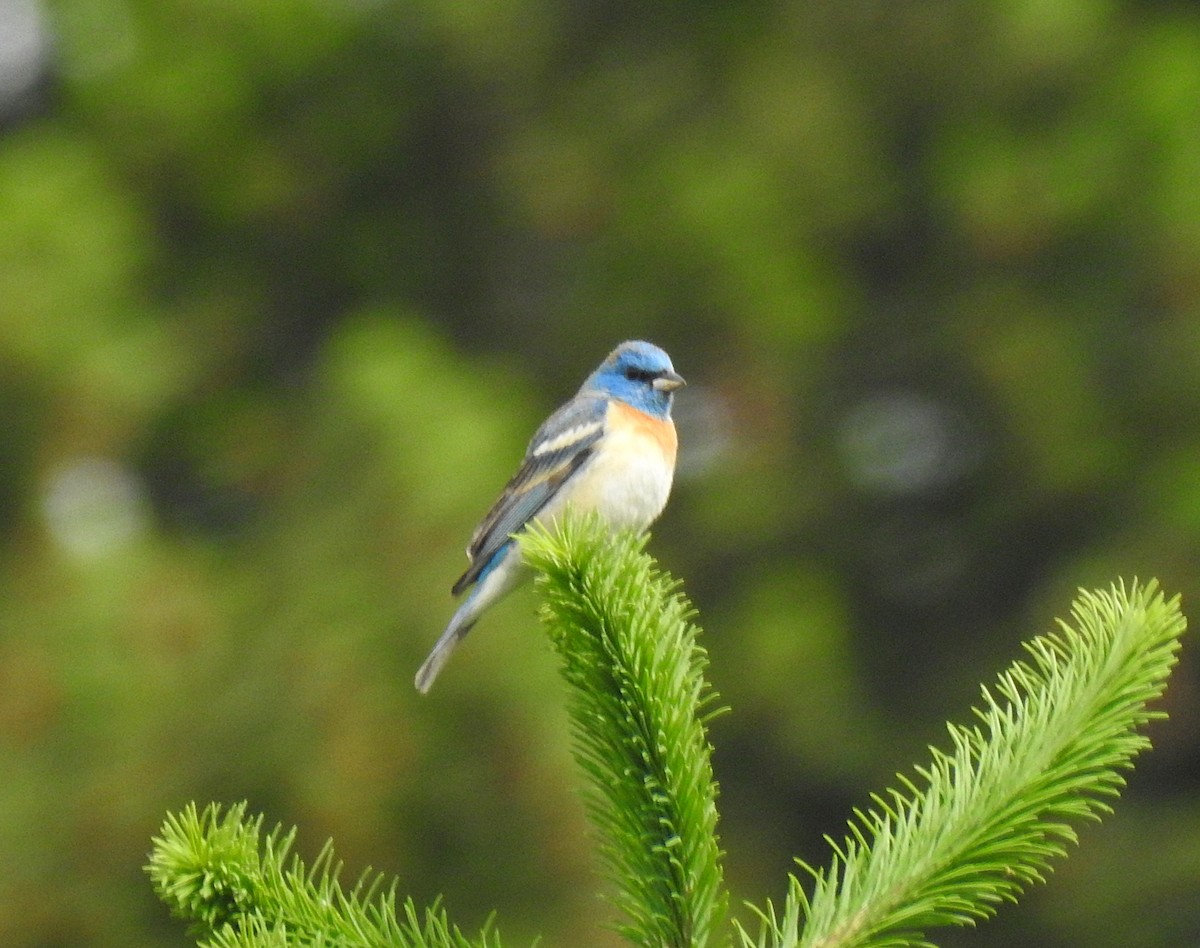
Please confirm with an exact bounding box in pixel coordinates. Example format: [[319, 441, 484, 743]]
[[653, 371, 686, 392]]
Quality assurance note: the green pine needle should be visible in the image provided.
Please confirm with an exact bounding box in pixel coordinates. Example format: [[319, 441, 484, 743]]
[[521, 513, 729, 948], [146, 801, 501, 948], [146, 520, 1184, 948], [736, 580, 1185, 948]]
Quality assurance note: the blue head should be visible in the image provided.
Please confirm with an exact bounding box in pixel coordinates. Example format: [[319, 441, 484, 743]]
[[584, 340, 685, 418]]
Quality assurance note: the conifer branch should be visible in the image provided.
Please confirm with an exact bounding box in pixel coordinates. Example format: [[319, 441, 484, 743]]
[[146, 801, 501, 947], [147, 520, 1184, 948], [737, 580, 1186, 948], [521, 514, 729, 948]]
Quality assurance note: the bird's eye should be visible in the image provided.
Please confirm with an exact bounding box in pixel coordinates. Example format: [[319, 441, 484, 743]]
[[623, 367, 656, 383]]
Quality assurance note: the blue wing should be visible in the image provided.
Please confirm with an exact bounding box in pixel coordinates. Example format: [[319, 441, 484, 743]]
[[451, 395, 608, 595]]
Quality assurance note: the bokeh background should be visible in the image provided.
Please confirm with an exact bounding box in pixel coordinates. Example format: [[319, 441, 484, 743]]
[[2, 0, 1199, 945]]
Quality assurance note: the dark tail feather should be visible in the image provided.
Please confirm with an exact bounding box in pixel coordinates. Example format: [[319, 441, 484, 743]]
[[414, 609, 477, 694]]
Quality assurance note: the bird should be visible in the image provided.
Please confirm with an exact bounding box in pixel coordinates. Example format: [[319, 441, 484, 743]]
[[414, 340, 685, 693]]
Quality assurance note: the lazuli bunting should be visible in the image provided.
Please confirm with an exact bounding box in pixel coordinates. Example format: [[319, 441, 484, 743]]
[[415, 340, 685, 693]]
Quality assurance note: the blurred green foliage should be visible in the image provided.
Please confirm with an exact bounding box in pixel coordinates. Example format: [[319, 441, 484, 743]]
[[1, 0, 1197, 945]]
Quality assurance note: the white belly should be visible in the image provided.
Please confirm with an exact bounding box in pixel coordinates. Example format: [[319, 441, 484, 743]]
[[537, 424, 676, 531]]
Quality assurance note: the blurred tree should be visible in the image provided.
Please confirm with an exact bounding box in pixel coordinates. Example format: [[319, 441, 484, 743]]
[[0, 0, 1197, 945]]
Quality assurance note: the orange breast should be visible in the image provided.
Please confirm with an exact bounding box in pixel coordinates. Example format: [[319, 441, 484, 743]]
[[609, 400, 678, 464]]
